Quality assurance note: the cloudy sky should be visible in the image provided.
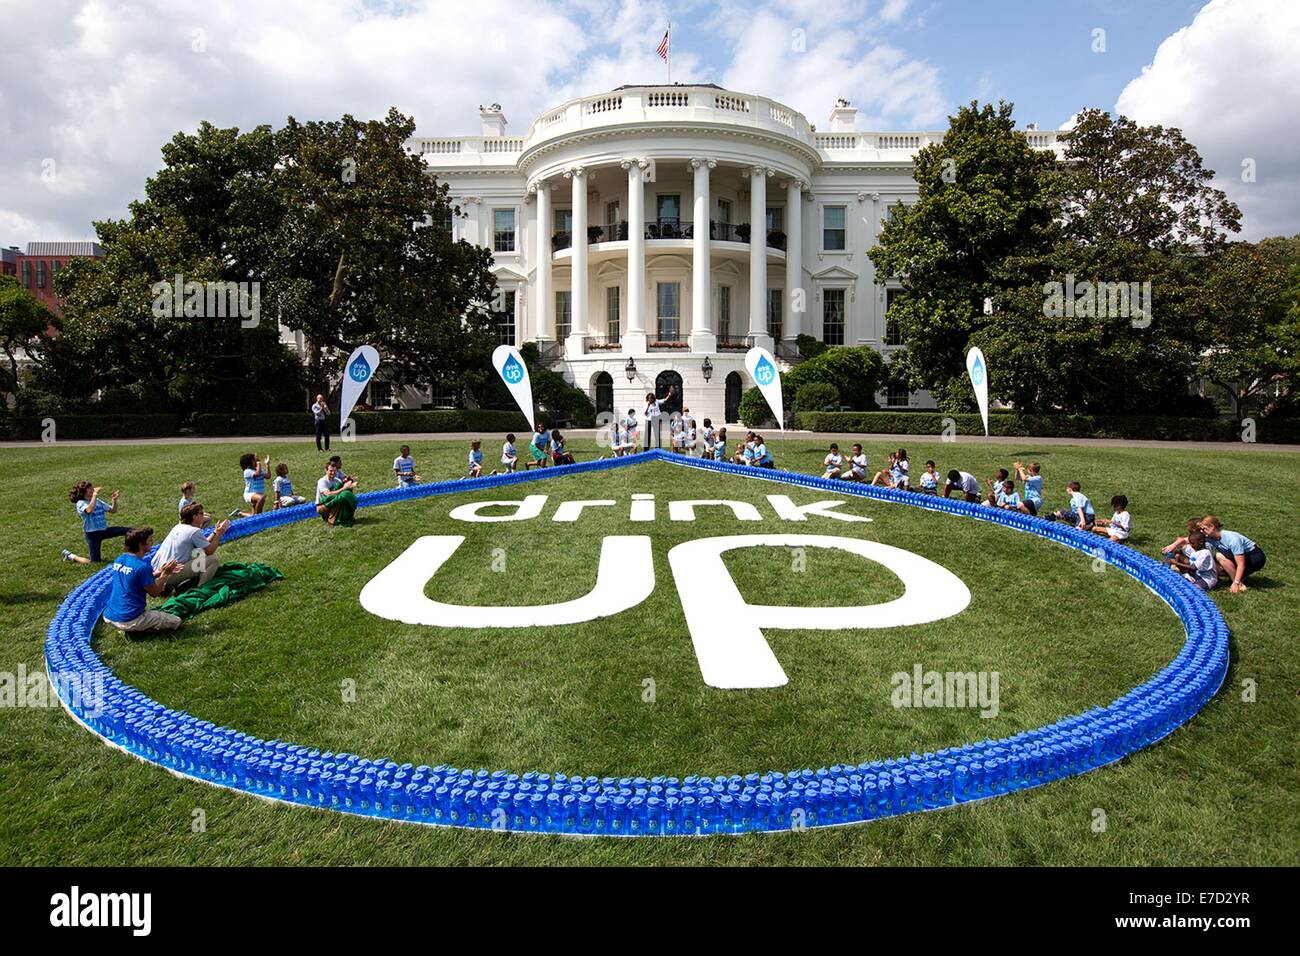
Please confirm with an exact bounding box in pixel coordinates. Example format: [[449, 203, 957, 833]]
[[1, 0, 1296, 242]]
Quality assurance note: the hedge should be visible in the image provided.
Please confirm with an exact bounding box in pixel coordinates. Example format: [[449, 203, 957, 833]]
[[1, 414, 181, 441], [793, 411, 1300, 444], [193, 408, 529, 437]]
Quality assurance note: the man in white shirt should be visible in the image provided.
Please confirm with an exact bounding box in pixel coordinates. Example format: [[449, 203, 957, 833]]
[[311, 393, 331, 451], [153, 503, 230, 593], [943, 469, 982, 502]]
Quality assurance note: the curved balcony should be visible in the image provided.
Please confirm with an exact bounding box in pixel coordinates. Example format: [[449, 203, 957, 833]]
[[551, 220, 786, 257]]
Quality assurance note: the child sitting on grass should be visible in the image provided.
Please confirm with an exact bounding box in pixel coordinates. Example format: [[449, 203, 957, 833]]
[[892, 448, 911, 489], [551, 430, 576, 466], [918, 461, 939, 494], [992, 479, 1021, 510], [822, 443, 844, 479], [232, 452, 271, 517], [1051, 481, 1095, 529], [1164, 527, 1218, 591], [178, 481, 215, 527], [394, 445, 421, 487], [841, 444, 868, 482], [501, 434, 519, 472], [272, 463, 307, 508], [985, 468, 1011, 505], [1091, 494, 1132, 542], [870, 450, 898, 487], [467, 440, 484, 478], [1013, 461, 1044, 516]]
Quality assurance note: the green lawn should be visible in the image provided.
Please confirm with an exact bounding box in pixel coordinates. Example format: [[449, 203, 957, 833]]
[[1, 436, 1296, 865]]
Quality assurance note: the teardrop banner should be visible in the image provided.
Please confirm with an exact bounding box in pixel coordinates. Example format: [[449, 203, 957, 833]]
[[340, 345, 381, 431], [745, 346, 785, 431], [493, 344, 536, 430], [966, 346, 990, 437]]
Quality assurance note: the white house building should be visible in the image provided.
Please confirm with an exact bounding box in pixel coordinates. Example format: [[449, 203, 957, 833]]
[[401, 84, 1064, 423]]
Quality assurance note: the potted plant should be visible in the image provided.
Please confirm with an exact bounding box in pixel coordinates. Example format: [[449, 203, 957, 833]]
[[587, 225, 604, 243], [736, 223, 751, 242]]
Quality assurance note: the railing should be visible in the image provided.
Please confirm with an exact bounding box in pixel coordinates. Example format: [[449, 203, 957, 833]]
[[646, 217, 688, 240], [717, 336, 752, 351], [583, 334, 622, 351], [552, 223, 627, 251], [535, 341, 566, 367], [649, 329, 686, 348]]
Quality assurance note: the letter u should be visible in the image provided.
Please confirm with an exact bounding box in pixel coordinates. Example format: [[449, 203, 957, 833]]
[[360, 535, 654, 627]]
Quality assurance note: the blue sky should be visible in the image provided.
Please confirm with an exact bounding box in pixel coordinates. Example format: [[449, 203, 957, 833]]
[[1, 0, 1296, 240]]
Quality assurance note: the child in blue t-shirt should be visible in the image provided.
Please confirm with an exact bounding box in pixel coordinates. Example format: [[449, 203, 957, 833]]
[[394, 445, 422, 487], [62, 479, 129, 564], [713, 427, 727, 461], [993, 479, 1021, 510], [1052, 481, 1095, 529], [467, 440, 484, 478], [550, 430, 575, 466], [1014, 461, 1044, 516], [272, 463, 308, 508], [527, 424, 550, 469], [233, 452, 271, 518], [101, 527, 185, 633]]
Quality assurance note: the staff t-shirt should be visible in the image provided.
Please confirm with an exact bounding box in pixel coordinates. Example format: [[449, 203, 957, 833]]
[[1214, 529, 1256, 557], [152, 523, 209, 573], [243, 468, 265, 496], [77, 498, 109, 532], [103, 553, 154, 623]]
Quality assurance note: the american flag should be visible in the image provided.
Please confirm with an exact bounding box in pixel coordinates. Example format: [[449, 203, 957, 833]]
[[656, 27, 670, 61]]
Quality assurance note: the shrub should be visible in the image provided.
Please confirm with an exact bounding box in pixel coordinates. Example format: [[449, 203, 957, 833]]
[[794, 381, 840, 413], [1, 414, 180, 441], [739, 386, 775, 427], [192, 409, 528, 437], [784, 346, 886, 411], [792, 411, 1300, 443], [795, 334, 827, 359]]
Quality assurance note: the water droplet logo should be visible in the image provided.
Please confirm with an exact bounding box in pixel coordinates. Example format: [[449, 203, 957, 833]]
[[349, 354, 372, 383], [754, 356, 776, 386], [501, 353, 524, 385], [971, 357, 984, 386]]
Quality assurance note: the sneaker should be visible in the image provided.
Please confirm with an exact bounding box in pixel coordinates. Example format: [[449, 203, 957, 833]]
[[61, 549, 75, 562]]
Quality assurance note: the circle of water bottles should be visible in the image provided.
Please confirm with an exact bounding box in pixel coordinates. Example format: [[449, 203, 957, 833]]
[[46, 450, 1229, 836]]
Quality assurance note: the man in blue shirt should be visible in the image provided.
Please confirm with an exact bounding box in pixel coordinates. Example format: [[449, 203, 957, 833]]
[[102, 528, 186, 634]]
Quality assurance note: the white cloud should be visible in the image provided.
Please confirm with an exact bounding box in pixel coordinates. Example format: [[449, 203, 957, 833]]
[[1115, 0, 1300, 240], [0, 0, 945, 240]]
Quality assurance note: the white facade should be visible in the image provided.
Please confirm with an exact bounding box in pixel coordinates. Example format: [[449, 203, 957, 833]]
[[410, 85, 1064, 424]]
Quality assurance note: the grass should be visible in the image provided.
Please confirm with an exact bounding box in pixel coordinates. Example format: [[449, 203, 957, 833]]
[[0, 435, 1296, 866]]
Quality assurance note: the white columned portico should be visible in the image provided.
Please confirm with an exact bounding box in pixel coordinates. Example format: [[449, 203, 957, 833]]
[[784, 178, 804, 340], [532, 181, 552, 341], [622, 158, 648, 354], [566, 166, 588, 355], [748, 166, 774, 348], [690, 157, 717, 352]]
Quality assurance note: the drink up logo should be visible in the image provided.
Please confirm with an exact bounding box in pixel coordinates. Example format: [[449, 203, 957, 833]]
[[339, 345, 381, 430], [966, 346, 990, 436], [493, 345, 536, 428], [744, 346, 785, 430], [349, 353, 373, 383]]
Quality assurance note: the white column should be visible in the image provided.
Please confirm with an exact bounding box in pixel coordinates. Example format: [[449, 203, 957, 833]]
[[622, 158, 647, 354], [690, 157, 716, 352], [785, 178, 804, 340], [748, 166, 773, 347], [533, 182, 553, 341], [566, 166, 588, 355]]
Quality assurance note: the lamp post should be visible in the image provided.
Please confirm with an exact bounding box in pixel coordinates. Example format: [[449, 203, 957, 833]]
[[624, 357, 637, 383]]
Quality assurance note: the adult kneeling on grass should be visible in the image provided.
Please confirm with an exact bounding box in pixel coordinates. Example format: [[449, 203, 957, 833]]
[[102, 527, 185, 634], [316, 460, 358, 526], [153, 504, 230, 593], [1200, 515, 1265, 593]]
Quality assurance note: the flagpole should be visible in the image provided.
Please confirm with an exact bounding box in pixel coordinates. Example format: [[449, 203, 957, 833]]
[[667, 22, 672, 83]]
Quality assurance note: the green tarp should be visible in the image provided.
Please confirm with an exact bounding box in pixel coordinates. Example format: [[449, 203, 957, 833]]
[[158, 562, 284, 621]]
